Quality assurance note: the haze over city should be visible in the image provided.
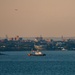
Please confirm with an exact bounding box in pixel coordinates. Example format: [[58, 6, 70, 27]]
[[0, 0, 75, 37]]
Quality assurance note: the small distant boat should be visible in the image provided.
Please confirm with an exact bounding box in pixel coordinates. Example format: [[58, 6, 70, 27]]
[[28, 50, 46, 56], [62, 48, 67, 51]]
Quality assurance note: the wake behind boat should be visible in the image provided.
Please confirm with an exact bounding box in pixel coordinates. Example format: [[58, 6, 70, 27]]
[[28, 50, 46, 56]]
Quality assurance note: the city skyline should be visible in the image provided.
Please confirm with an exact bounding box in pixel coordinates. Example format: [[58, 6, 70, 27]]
[[0, 0, 75, 37]]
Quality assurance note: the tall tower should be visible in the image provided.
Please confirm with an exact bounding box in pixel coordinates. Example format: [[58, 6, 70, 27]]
[[6, 35, 8, 40], [61, 36, 65, 41]]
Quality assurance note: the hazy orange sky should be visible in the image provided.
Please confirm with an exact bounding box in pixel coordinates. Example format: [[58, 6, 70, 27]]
[[0, 0, 75, 37]]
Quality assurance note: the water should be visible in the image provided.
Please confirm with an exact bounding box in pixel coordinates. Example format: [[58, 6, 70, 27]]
[[0, 51, 75, 75]]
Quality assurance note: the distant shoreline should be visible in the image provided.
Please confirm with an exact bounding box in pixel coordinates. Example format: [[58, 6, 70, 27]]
[[0, 50, 75, 51]]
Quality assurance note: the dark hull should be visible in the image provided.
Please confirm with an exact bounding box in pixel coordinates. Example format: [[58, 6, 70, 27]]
[[28, 54, 46, 56]]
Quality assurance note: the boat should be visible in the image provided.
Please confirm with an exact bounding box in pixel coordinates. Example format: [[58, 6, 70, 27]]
[[28, 50, 46, 56], [62, 47, 67, 51]]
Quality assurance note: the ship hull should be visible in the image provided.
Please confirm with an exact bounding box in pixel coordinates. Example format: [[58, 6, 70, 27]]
[[28, 54, 46, 56]]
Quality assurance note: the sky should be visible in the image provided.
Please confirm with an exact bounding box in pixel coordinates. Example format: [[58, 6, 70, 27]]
[[0, 0, 75, 37]]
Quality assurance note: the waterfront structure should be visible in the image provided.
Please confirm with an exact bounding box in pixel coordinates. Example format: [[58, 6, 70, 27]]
[[0, 36, 75, 51]]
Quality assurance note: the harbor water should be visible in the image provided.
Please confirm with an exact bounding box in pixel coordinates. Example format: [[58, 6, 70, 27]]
[[0, 51, 75, 75]]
